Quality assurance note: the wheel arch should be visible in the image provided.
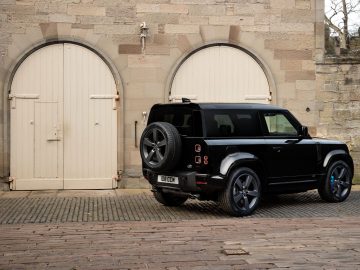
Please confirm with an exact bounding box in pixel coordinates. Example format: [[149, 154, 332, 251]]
[[323, 150, 354, 176], [220, 152, 267, 186]]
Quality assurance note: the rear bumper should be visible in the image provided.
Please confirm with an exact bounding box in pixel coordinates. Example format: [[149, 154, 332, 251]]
[[143, 169, 225, 193]]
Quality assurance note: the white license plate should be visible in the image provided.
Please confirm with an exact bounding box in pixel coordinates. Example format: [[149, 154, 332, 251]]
[[157, 175, 179, 185]]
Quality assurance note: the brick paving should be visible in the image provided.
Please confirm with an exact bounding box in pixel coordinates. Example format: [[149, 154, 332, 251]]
[[0, 189, 360, 269], [0, 190, 360, 224], [0, 218, 360, 269]]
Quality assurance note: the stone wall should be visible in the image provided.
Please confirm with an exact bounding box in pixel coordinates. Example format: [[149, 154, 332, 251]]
[[316, 59, 360, 180], [0, 0, 320, 189]]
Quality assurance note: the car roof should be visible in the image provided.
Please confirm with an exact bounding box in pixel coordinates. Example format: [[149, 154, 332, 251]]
[[152, 102, 285, 111]]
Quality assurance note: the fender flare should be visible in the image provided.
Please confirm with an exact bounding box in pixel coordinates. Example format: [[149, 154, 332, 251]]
[[323, 149, 348, 168], [220, 152, 259, 176]]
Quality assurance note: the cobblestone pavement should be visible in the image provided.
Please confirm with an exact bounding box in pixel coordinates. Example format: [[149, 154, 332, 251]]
[[1, 189, 360, 269], [0, 190, 360, 224], [0, 217, 359, 269]]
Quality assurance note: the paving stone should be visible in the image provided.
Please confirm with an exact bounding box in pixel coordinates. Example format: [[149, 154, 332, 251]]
[[1, 190, 360, 224]]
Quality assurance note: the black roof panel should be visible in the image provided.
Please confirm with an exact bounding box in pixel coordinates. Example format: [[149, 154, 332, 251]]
[[152, 102, 284, 111]]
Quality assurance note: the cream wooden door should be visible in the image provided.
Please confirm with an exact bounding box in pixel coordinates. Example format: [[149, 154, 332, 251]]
[[63, 44, 117, 189], [170, 45, 271, 103], [10, 43, 117, 190]]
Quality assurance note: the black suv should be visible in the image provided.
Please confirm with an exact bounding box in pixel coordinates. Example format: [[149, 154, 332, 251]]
[[140, 102, 354, 216]]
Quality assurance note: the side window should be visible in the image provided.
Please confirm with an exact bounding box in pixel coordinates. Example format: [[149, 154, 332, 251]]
[[204, 110, 261, 137], [235, 113, 261, 136], [149, 107, 202, 137], [264, 112, 298, 136], [205, 112, 235, 137]]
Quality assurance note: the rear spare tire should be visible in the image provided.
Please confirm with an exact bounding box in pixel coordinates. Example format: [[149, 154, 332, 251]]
[[140, 122, 182, 172]]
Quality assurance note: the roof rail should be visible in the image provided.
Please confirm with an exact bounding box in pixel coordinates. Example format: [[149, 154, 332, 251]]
[[182, 97, 191, 103]]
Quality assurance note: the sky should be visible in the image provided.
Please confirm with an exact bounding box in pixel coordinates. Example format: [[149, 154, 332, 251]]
[[325, 0, 360, 34]]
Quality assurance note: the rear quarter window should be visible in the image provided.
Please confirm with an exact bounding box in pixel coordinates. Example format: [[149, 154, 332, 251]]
[[204, 110, 262, 137], [148, 107, 203, 137]]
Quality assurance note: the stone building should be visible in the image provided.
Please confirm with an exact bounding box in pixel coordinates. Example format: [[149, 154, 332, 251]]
[[0, 0, 357, 191]]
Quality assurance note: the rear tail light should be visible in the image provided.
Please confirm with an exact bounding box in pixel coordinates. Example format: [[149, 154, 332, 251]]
[[193, 143, 208, 166], [195, 144, 201, 152]]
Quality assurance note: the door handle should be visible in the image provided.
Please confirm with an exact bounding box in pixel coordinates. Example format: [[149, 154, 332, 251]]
[[285, 139, 300, 144], [272, 146, 282, 152]]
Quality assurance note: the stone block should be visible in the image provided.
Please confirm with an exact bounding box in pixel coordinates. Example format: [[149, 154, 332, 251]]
[[94, 24, 137, 35], [138, 13, 179, 24], [126, 83, 164, 99], [136, 4, 188, 14], [234, 3, 266, 15], [179, 15, 209, 25], [153, 34, 176, 46], [302, 60, 315, 71], [209, 16, 254, 26], [254, 13, 272, 25], [145, 45, 170, 55], [0, 4, 35, 15], [200, 25, 230, 41], [296, 89, 315, 101], [0, 33, 12, 44], [49, 14, 77, 23], [270, 0, 295, 8], [0, 0, 15, 4], [265, 38, 314, 50], [118, 177, 150, 189], [9, 14, 48, 23], [119, 44, 141, 54], [277, 82, 297, 99], [129, 67, 164, 83], [274, 49, 313, 60], [35, 2, 68, 14], [296, 0, 312, 9], [164, 24, 199, 34], [188, 5, 226, 16], [281, 9, 314, 23], [241, 25, 269, 32], [40, 22, 58, 38], [280, 60, 302, 70], [296, 80, 316, 90], [128, 55, 166, 68], [56, 23, 72, 36], [0, 22, 25, 33], [80, 15, 114, 24], [270, 23, 314, 33], [177, 34, 191, 53], [229, 25, 240, 42], [71, 23, 93, 29], [171, 0, 217, 3], [285, 71, 315, 82], [68, 5, 106, 16]]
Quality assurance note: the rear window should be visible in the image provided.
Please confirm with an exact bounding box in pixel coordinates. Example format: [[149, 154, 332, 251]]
[[204, 110, 261, 137], [148, 107, 203, 137]]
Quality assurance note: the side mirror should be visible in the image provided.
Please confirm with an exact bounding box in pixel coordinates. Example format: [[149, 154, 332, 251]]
[[299, 126, 309, 137]]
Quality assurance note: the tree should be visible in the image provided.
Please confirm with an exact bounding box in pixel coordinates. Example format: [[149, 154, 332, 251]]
[[325, 0, 360, 51]]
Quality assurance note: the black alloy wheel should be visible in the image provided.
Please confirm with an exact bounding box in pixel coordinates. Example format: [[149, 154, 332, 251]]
[[140, 122, 181, 171], [219, 167, 261, 216], [319, 160, 352, 202]]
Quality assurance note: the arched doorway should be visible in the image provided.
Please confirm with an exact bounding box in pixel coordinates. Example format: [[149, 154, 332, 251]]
[[10, 43, 118, 190], [170, 44, 271, 103]]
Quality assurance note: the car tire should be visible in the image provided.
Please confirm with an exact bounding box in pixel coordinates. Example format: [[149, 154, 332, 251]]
[[153, 188, 188, 206], [318, 160, 352, 202], [219, 167, 261, 217], [140, 122, 182, 172]]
